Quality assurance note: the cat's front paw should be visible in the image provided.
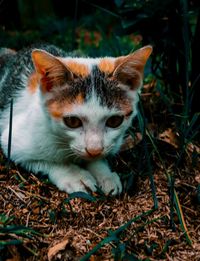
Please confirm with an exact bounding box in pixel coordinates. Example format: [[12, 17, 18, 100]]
[[60, 173, 97, 194], [97, 171, 122, 195], [87, 160, 122, 195], [87, 160, 122, 196], [49, 166, 97, 194]]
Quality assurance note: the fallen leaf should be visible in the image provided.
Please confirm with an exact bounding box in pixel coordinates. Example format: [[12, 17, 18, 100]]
[[158, 128, 179, 148], [48, 239, 69, 261], [120, 133, 142, 151]]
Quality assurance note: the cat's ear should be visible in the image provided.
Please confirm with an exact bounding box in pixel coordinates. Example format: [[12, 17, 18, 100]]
[[32, 50, 73, 92], [113, 45, 152, 90]]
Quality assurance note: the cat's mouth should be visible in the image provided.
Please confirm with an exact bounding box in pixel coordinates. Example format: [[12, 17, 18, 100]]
[[71, 145, 114, 160], [71, 147, 105, 160], [80, 151, 104, 161], [82, 155, 102, 161]]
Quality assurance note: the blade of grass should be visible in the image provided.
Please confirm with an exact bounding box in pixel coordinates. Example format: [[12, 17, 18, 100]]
[[184, 113, 199, 140], [6, 99, 13, 169], [0, 239, 23, 246], [64, 191, 97, 203], [169, 174, 176, 231], [0, 225, 44, 237], [83, 0, 120, 18], [145, 128, 192, 244], [173, 189, 192, 245], [137, 99, 158, 209], [125, 215, 164, 245]]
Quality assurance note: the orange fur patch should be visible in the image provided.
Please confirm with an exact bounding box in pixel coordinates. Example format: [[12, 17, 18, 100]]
[[47, 102, 61, 119], [75, 93, 84, 104], [28, 72, 39, 93], [63, 60, 89, 77], [47, 98, 83, 119], [47, 101, 70, 119], [49, 108, 63, 119], [98, 58, 115, 74]]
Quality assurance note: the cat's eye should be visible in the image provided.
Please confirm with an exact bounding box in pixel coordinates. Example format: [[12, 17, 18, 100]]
[[63, 116, 82, 128], [106, 115, 124, 128]]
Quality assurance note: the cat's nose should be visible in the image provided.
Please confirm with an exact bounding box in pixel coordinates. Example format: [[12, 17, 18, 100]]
[[85, 147, 103, 158]]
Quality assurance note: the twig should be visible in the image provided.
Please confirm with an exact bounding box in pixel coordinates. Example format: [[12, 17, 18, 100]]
[[26, 212, 31, 227], [7, 186, 26, 203], [16, 171, 27, 183]]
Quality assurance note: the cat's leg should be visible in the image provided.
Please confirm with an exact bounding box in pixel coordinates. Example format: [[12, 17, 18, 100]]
[[86, 159, 122, 195], [21, 161, 97, 194]]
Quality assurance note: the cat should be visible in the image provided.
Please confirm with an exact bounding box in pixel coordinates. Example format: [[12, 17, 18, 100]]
[[0, 44, 152, 195]]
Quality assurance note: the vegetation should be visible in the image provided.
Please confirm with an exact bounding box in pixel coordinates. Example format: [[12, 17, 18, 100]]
[[0, 0, 199, 260]]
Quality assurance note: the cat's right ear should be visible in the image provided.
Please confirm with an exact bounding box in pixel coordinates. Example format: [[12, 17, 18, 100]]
[[32, 50, 73, 93], [113, 45, 152, 90]]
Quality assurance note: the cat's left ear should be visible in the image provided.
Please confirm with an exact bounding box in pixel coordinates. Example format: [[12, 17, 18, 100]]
[[113, 45, 152, 90], [32, 50, 73, 93]]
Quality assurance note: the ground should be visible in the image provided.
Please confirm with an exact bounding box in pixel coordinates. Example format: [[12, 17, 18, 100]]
[[0, 134, 200, 260]]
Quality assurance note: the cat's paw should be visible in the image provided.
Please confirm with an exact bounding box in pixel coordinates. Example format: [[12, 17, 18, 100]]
[[49, 166, 97, 194], [59, 173, 97, 194], [97, 171, 122, 195], [87, 160, 122, 195]]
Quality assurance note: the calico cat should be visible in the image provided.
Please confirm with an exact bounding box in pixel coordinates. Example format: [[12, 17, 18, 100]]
[[0, 44, 152, 195]]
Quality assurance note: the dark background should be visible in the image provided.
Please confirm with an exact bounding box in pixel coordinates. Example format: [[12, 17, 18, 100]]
[[0, 0, 199, 118]]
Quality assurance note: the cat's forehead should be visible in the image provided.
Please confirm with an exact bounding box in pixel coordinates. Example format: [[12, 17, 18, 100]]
[[47, 91, 132, 121], [61, 57, 116, 76], [66, 95, 118, 120], [46, 65, 133, 119]]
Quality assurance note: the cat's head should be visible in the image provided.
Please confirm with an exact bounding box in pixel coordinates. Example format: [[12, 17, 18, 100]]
[[31, 46, 152, 160]]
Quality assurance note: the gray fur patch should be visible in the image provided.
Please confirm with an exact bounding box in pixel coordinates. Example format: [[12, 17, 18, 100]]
[[0, 44, 67, 110]]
